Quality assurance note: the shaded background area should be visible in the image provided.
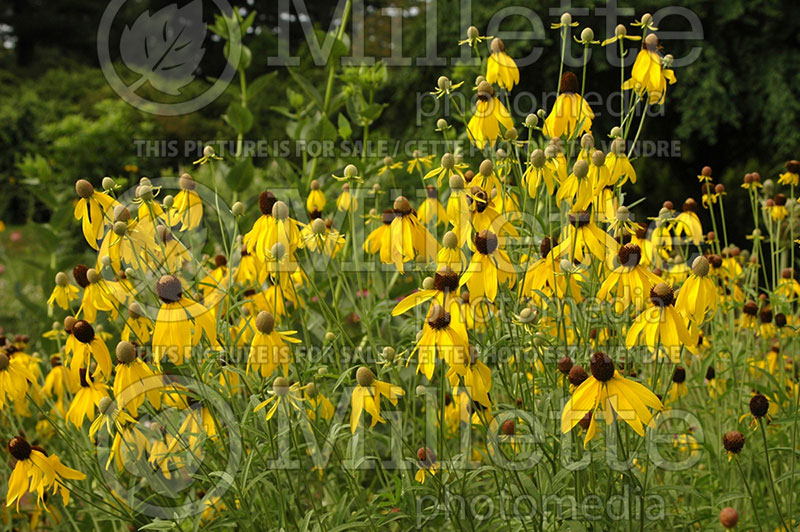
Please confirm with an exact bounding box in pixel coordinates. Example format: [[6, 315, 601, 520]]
[[0, 0, 798, 291]]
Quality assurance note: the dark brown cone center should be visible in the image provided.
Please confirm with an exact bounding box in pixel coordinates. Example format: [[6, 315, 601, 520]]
[[474, 230, 498, 255], [617, 244, 641, 267], [433, 271, 460, 293], [8, 436, 31, 461], [560, 72, 579, 94], [568, 365, 588, 387], [590, 352, 615, 382], [259, 191, 277, 216], [72, 320, 95, 344], [73, 264, 90, 288], [157, 275, 183, 303], [749, 394, 769, 418], [649, 285, 675, 307]]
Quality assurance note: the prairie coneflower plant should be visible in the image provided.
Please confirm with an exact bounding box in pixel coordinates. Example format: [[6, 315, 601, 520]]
[[8, 7, 800, 531]]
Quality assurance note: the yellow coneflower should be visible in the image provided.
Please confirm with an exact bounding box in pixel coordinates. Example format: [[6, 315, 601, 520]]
[[71, 265, 113, 323], [414, 447, 440, 484], [629, 224, 655, 267], [0, 349, 35, 408], [547, 139, 569, 183], [666, 366, 688, 403], [418, 186, 449, 226], [407, 150, 435, 175], [674, 198, 703, 245], [336, 184, 357, 212], [544, 72, 594, 139], [460, 230, 516, 302], [700, 182, 718, 208], [121, 302, 153, 344], [409, 302, 470, 380], [152, 275, 217, 367], [778, 160, 799, 187], [557, 160, 593, 212], [47, 272, 80, 310], [301, 218, 346, 258], [471, 159, 503, 196], [739, 392, 776, 430], [446, 174, 472, 246], [88, 396, 136, 441], [378, 196, 438, 273], [392, 265, 461, 316], [74, 179, 117, 250], [606, 138, 637, 186], [424, 153, 467, 187], [436, 231, 468, 273], [776, 268, 800, 300], [172, 173, 203, 230], [247, 311, 300, 378], [42, 355, 77, 405], [757, 306, 776, 339], [113, 341, 161, 416], [468, 185, 518, 239], [198, 255, 230, 307], [626, 283, 696, 362], [561, 352, 663, 447], [243, 190, 277, 256], [304, 382, 334, 421], [66, 369, 110, 428], [256, 200, 303, 261], [597, 244, 661, 313], [770, 194, 789, 221], [306, 180, 326, 213], [553, 212, 619, 263], [601, 23, 641, 47], [255, 377, 307, 421], [622, 34, 676, 105], [350, 366, 404, 433], [364, 208, 394, 257], [107, 417, 150, 473], [523, 149, 557, 197], [378, 156, 403, 177], [235, 245, 266, 286], [520, 239, 582, 304], [740, 300, 759, 331], [588, 150, 612, 194], [454, 346, 492, 410], [6, 436, 85, 510], [468, 81, 514, 149], [68, 319, 112, 382], [675, 256, 717, 325], [486, 38, 519, 91]]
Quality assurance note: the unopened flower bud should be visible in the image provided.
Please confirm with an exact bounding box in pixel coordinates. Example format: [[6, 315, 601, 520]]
[[344, 164, 358, 178], [102, 177, 115, 190], [573, 159, 589, 179], [232, 201, 245, 216], [382, 346, 396, 361], [55, 272, 69, 286]]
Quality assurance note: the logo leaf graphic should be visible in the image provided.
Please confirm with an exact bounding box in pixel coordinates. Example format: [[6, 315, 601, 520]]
[[120, 0, 207, 96]]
